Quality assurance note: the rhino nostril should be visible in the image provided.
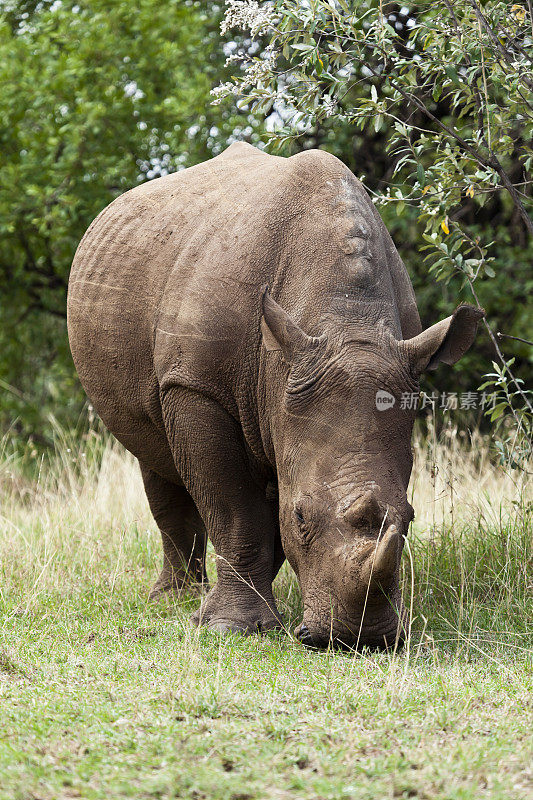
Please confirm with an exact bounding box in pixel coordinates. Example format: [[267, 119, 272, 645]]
[[296, 623, 314, 646]]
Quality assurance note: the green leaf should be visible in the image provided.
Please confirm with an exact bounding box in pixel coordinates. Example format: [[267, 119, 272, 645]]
[[292, 43, 315, 52], [444, 65, 461, 87], [490, 403, 508, 421]]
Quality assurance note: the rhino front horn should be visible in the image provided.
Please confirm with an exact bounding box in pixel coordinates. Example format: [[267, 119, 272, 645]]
[[361, 524, 400, 589]]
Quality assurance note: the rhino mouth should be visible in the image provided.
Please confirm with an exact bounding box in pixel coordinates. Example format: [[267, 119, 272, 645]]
[[294, 618, 406, 651]]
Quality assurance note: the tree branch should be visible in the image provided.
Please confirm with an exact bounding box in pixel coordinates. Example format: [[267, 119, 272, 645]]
[[497, 332, 533, 347], [467, 278, 533, 415], [469, 0, 533, 92], [360, 50, 533, 237]]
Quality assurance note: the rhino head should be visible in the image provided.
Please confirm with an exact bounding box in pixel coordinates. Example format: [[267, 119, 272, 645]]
[[262, 290, 484, 649]]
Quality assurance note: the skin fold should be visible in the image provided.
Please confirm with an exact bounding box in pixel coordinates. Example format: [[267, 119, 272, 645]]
[[67, 143, 484, 649]]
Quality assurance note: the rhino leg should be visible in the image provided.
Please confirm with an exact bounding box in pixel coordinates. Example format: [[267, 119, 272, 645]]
[[161, 387, 283, 635], [140, 464, 209, 600]]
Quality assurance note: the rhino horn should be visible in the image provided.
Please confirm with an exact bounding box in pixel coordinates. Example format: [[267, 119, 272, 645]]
[[345, 491, 384, 529], [360, 524, 400, 589]]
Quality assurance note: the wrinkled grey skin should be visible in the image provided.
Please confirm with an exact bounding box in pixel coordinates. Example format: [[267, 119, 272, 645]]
[[68, 143, 484, 649]]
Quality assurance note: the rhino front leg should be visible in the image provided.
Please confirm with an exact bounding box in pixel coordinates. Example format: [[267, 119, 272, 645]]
[[161, 387, 282, 635]]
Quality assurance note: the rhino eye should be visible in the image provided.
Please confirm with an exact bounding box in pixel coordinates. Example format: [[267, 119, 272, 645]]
[[294, 505, 317, 546], [294, 507, 305, 525]]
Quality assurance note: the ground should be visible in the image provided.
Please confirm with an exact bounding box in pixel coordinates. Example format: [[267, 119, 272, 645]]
[[0, 428, 531, 800]]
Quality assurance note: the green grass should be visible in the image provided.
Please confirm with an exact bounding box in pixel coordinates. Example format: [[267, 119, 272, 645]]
[[0, 434, 532, 799]]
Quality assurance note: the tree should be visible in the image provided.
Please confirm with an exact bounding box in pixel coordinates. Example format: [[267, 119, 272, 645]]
[[0, 0, 258, 442], [216, 0, 533, 465]]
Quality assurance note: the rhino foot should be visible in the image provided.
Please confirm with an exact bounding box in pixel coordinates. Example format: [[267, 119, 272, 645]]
[[148, 569, 209, 602], [190, 584, 282, 636], [197, 616, 282, 636]]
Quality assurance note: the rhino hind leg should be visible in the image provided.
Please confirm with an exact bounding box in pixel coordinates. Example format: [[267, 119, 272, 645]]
[[161, 387, 283, 636], [140, 464, 209, 600]]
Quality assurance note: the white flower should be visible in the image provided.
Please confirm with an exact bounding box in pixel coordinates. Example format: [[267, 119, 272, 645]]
[[210, 82, 236, 104], [243, 57, 272, 84], [225, 52, 245, 66], [320, 96, 337, 118], [263, 43, 278, 65], [221, 0, 277, 37]]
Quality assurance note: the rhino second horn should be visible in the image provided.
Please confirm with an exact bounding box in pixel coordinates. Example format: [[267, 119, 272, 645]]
[[345, 490, 383, 529], [361, 524, 399, 588]]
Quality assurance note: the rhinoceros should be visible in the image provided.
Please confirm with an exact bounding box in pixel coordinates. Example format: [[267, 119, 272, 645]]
[[67, 142, 484, 648]]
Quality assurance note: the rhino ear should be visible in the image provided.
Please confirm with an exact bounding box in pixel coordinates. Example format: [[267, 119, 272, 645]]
[[261, 286, 317, 363], [403, 305, 485, 373]]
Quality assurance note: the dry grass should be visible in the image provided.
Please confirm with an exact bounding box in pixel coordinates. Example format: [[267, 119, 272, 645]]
[[1, 422, 529, 594], [410, 423, 530, 532]]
